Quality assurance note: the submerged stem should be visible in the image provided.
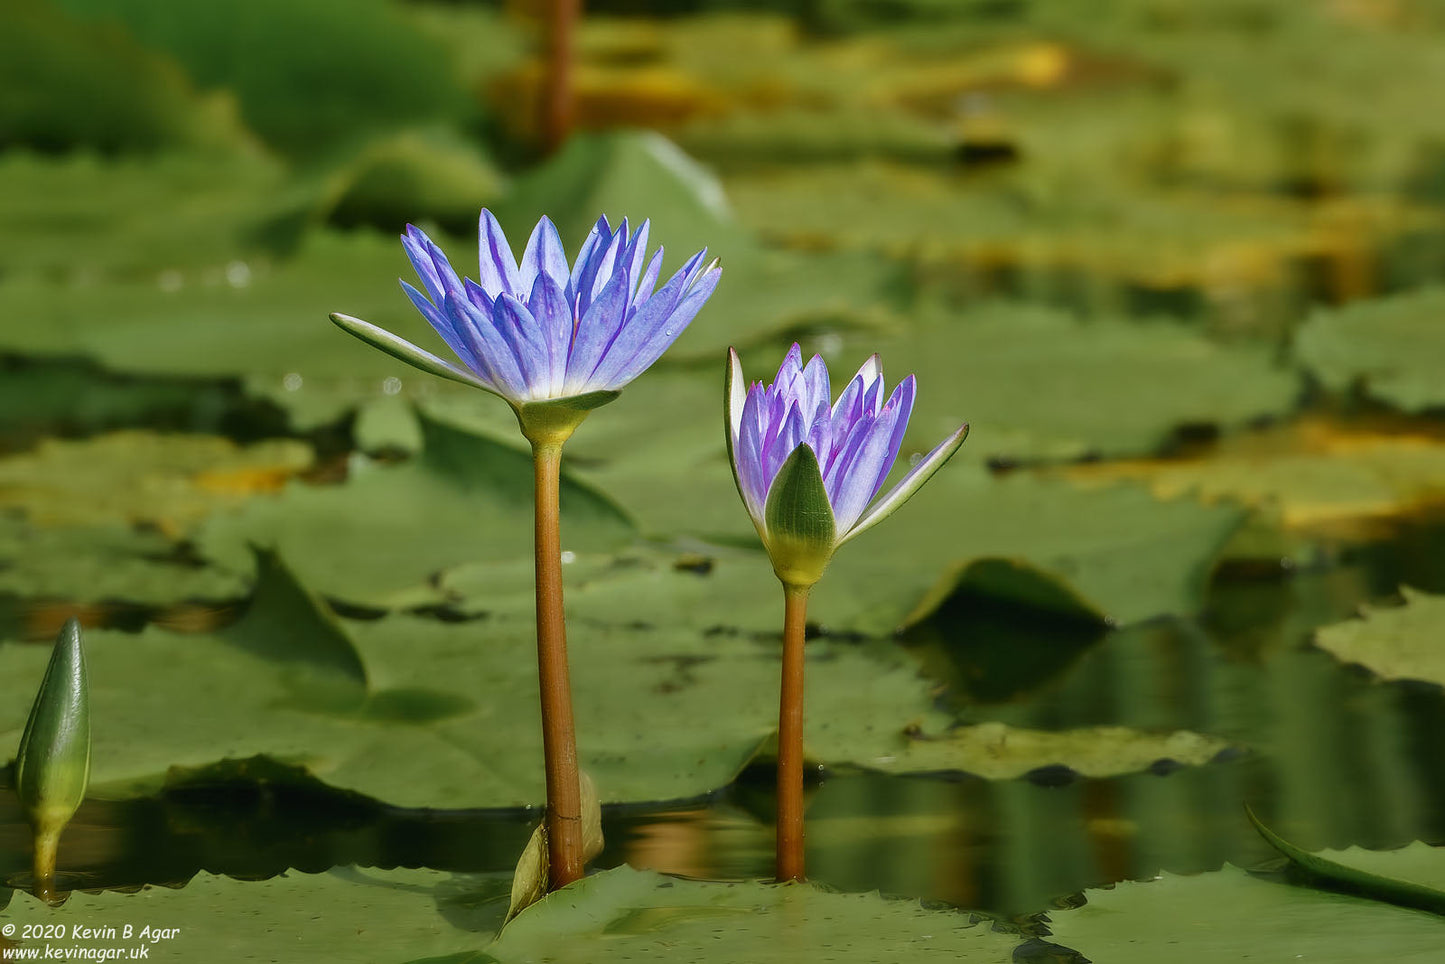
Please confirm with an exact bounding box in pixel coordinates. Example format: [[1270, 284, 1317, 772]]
[[532, 440, 584, 890], [776, 583, 811, 882]]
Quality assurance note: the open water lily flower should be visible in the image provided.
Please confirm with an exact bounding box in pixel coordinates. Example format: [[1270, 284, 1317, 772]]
[[726, 345, 968, 588], [332, 210, 721, 436]]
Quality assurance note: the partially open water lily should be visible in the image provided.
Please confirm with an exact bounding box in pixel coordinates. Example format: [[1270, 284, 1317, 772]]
[[725, 343, 966, 884], [332, 210, 720, 442], [726, 344, 968, 589]]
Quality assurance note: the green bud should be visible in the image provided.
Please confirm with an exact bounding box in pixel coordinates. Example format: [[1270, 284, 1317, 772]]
[[763, 444, 837, 590], [15, 617, 91, 888]]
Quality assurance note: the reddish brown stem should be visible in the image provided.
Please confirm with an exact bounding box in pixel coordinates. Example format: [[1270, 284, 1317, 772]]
[[776, 584, 810, 882], [541, 0, 581, 153], [533, 442, 584, 889]]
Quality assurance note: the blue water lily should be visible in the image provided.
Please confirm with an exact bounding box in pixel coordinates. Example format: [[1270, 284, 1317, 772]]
[[726, 344, 968, 588], [333, 210, 721, 421]]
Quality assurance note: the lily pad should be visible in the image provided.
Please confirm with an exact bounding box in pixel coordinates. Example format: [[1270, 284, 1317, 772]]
[[0, 431, 312, 537], [197, 412, 634, 605], [881, 723, 1227, 780], [0, 866, 507, 964], [863, 304, 1302, 464], [1250, 811, 1445, 914], [1046, 863, 1445, 964], [1065, 417, 1445, 538], [1313, 587, 1445, 686], [1296, 287, 1445, 413], [486, 865, 1023, 964], [0, 517, 246, 606], [0, 547, 1227, 809]]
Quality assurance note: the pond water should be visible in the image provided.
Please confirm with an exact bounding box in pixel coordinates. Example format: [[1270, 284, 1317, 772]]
[[6, 513, 1443, 928]]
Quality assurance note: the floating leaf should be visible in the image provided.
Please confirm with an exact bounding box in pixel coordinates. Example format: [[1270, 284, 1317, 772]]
[[0, 516, 246, 606], [1046, 863, 1445, 964], [1066, 417, 1445, 540], [0, 866, 507, 964], [1296, 287, 1445, 413], [198, 412, 634, 605], [490, 865, 1023, 963], [1249, 809, 1445, 915], [1314, 587, 1445, 686], [0, 431, 312, 538]]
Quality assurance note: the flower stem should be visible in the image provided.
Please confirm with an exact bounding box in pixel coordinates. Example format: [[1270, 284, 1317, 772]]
[[532, 440, 584, 890], [776, 582, 811, 883]]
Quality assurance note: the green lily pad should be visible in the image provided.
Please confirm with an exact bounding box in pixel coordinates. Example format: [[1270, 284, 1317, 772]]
[[1313, 587, 1445, 686], [197, 412, 633, 606], [0, 517, 246, 606], [1064, 417, 1445, 540], [0, 867, 507, 964], [1250, 811, 1445, 915], [1046, 863, 1445, 964], [1296, 287, 1445, 414], [881, 723, 1227, 780], [434, 469, 1244, 634], [863, 304, 1301, 464], [0, 546, 1225, 809], [0, 150, 290, 280], [0, 430, 312, 536], [486, 865, 1023, 964]]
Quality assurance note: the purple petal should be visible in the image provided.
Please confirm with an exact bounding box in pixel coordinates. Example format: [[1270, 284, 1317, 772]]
[[575, 224, 624, 320], [827, 402, 904, 533], [490, 293, 549, 395], [799, 354, 830, 418], [594, 264, 720, 387], [577, 251, 707, 390], [775, 343, 804, 388], [403, 226, 465, 305], [562, 267, 632, 393], [870, 376, 916, 499], [567, 216, 611, 301], [445, 292, 528, 399], [737, 383, 769, 519], [528, 270, 573, 396], [831, 372, 867, 429], [477, 209, 521, 298], [821, 409, 874, 500], [620, 219, 651, 298], [632, 247, 664, 308], [518, 215, 569, 294], [401, 280, 484, 375], [762, 402, 807, 493], [802, 400, 833, 469], [463, 278, 494, 313]]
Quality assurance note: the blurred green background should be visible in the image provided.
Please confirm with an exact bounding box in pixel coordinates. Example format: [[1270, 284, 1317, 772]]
[[3, 0, 1445, 959]]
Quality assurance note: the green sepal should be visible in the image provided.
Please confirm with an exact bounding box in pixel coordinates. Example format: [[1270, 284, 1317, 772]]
[[763, 444, 837, 589], [328, 312, 502, 397], [516, 391, 621, 447], [15, 618, 91, 834]]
